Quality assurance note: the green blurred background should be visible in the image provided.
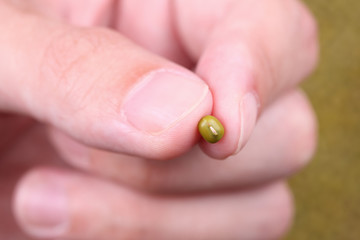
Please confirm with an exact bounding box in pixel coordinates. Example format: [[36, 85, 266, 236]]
[[287, 0, 360, 239]]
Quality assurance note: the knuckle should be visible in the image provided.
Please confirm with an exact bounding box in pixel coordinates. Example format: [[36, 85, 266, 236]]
[[254, 184, 294, 240], [133, 161, 169, 193], [40, 28, 113, 115], [127, 158, 186, 194], [286, 91, 318, 172], [292, 0, 319, 45], [42, 28, 97, 85], [49, 127, 90, 169], [301, 5, 319, 46], [89, 154, 169, 193], [299, 2, 320, 71]]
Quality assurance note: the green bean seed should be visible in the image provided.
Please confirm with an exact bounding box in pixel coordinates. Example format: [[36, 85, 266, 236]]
[[198, 115, 225, 143]]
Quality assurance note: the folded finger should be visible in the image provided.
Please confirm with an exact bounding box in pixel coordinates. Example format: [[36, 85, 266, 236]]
[[51, 89, 317, 193], [175, 0, 319, 158], [14, 167, 293, 240]]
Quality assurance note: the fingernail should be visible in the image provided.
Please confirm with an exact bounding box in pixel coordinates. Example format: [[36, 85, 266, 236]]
[[236, 92, 260, 153], [18, 176, 68, 238], [122, 69, 209, 133]]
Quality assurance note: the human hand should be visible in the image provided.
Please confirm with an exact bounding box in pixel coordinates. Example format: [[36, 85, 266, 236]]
[[1, 91, 316, 240], [0, 0, 318, 239]]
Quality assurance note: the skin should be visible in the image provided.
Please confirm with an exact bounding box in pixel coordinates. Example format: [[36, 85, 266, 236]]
[[0, 0, 318, 239]]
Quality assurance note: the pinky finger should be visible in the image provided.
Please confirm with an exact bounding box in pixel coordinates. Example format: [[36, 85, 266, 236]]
[[14, 167, 293, 240]]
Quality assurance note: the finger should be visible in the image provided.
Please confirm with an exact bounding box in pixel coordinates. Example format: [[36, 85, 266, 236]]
[[174, 0, 319, 158], [0, 159, 30, 240], [10, 0, 194, 67], [0, 122, 58, 240], [115, 0, 193, 66], [0, 2, 212, 160], [9, 0, 114, 27], [14, 168, 293, 240], [50, 89, 317, 193], [7, 0, 116, 27]]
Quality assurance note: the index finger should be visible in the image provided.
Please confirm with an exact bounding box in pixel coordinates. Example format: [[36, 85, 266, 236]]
[[175, 0, 318, 158]]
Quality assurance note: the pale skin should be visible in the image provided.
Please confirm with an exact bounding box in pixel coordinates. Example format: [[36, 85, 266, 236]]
[[0, 0, 318, 239]]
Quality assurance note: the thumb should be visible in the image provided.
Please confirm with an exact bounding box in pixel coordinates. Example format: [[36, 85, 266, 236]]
[[0, 2, 212, 160]]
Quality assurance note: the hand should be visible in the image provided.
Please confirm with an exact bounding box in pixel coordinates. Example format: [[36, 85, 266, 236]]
[[0, 91, 315, 240], [0, 0, 318, 239]]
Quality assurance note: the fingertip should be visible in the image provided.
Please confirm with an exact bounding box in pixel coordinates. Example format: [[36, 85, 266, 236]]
[[114, 69, 213, 160], [199, 93, 260, 160], [197, 72, 260, 160]]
